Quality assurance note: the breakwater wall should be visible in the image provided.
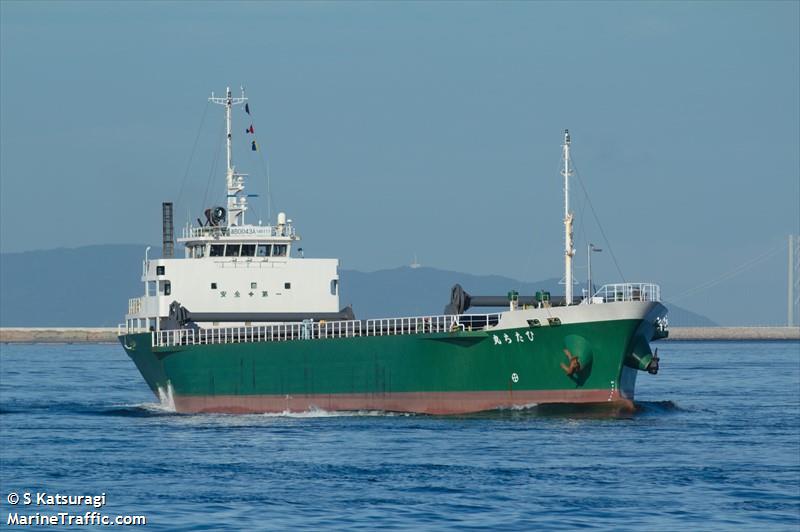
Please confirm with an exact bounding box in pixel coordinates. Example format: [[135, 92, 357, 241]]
[[1, 328, 119, 344], [665, 327, 800, 341], [1, 326, 799, 344]]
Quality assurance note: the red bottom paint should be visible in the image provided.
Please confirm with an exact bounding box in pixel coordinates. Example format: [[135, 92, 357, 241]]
[[173, 389, 634, 415]]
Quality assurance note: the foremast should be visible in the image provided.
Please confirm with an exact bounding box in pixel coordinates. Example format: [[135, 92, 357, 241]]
[[209, 87, 248, 227], [562, 129, 575, 305]]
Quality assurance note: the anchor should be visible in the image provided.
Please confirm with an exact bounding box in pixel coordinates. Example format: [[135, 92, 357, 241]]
[[646, 348, 660, 375], [560, 348, 581, 376]]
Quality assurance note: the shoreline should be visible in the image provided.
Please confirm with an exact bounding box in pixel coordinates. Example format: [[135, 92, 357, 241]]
[[1, 326, 799, 344]]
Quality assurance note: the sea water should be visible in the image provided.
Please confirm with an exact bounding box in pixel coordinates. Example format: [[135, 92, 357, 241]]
[[1, 341, 798, 530]]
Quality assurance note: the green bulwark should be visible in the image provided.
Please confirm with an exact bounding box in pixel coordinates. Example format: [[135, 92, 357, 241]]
[[121, 317, 654, 414]]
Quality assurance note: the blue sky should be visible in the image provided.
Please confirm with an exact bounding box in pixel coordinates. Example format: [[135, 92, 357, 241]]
[[1, 1, 798, 324]]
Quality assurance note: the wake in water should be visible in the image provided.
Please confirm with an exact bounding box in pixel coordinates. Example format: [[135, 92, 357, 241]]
[[248, 401, 685, 420], [100, 404, 179, 418], [122, 385, 413, 418], [0, 395, 687, 420], [259, 407, 414, 418], [455, 400, 688, 420], [0, 399, 179, 418], [107, 403, 415, 419], [92, 400, 694, 420], [90, 383, 179, 418], [154, 383, 177, 413], [634, 400, 686, 415], [100, 383, 180, 417]]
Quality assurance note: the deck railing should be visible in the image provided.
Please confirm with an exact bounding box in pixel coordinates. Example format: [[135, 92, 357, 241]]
[[128, 297, 142, 315], [152, 313, 500, 348], [593, 283, 661, 303]]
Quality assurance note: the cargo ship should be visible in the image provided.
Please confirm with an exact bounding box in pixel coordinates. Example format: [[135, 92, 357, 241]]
[[119, 87, 669, 414]]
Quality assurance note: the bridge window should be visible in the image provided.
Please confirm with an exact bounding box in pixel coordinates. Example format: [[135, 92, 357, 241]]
[[210, 244, 224, 257], [225, 244, 241, 257], [156, 266, 165, 275], [241, 244, 256, 257], [158, 280, 171, 295], [257, 244, 271, 257], [273, 244, 287, 257], [194, 245, 205, 258], [330, 279, 338, 295]]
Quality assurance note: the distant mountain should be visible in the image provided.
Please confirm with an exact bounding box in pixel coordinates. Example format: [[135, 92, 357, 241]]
[[340, 267, 716, 325], [0, 245, 154, 327], [340, 267, 563, 318], [0, 245, 716, 327], [659, 304, 717, 328]]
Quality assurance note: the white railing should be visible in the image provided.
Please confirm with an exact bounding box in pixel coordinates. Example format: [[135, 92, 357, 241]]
[[593, 283, 661, 303], [128, 297, 142, 315], [152, 313, 500, 348], [120, 321, 151, 335]]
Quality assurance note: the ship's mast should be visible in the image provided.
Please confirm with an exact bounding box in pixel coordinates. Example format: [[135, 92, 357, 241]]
[[562, 129, 575, 305], [209, 87, 248, 226]]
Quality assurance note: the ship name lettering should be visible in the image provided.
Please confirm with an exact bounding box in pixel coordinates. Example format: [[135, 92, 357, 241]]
[[230, 227, 256, 234], [493, 332, 534, 346]]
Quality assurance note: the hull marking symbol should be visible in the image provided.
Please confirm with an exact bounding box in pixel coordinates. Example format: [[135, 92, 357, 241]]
[[511, 373, 519, 383], [607, 380, 617, 402]]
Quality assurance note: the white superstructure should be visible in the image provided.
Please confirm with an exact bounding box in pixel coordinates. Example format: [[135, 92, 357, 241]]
[[124, 87, 341, 332]]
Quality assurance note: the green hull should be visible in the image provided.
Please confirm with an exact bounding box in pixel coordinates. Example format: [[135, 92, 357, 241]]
[[120, 311, 663, 414]]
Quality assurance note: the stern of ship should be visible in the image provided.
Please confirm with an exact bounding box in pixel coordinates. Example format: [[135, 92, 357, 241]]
[[119, 332, 170, 399]]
